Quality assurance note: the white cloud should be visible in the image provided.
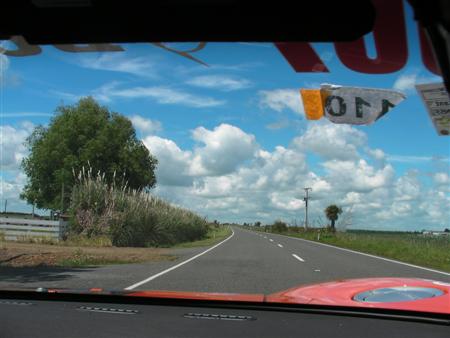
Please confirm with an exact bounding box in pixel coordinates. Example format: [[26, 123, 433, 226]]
[[143, 136, 193, 186], [322, 159, 395, 193], [434, 172, 449, 184], [93, 83, 225, 108], [0, 123, 32, 171], [186, 75, 252, 91], [394, 172, 421, 201], [366, 148, 385, 161], [259, 89, 304, 115], [191, 124, 258, 176], [129, 115, 162, 134], [293, 122, 367, 160], [137, 122, 449, 230], [393, 72, 440, 93], [2, 118, 448, 230], [77, 53, 157, 77]]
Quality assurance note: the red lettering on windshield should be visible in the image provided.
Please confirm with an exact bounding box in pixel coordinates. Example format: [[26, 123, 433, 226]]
[[334, 0, 407, 74], [275, 42, 329, 73]]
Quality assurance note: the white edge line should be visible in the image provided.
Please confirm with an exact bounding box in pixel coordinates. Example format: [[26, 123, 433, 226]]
[[275, 232, 450, 277], [292, 254, 305, 262], [277, 244, 283, 248], [124, 228, 235, 290]]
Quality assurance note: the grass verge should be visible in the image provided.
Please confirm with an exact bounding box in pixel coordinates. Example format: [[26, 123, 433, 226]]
[[272, 229, 450, 273]]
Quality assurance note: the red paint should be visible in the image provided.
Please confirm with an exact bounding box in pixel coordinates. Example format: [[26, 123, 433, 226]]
[[276, 0, 430, 75], [266, 278, 450, 314], [418, 25, 441, 75], [334, 0, 407, 74], [127, 290, 265, 302], [45, 278, 450, 314], [275, 42, 329, 73]]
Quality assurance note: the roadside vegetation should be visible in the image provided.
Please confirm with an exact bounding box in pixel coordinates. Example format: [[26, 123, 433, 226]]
[[245, 224, 450, 273], [67, 168, 210, 247], [173, 225, 232, 249], [1, 97, 231, 267]]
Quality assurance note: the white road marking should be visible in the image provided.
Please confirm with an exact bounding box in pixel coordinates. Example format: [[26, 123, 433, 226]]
[[277, 244, 283, 248], [269, 239, 274, 242], [292, 254, 305, 262], [264, 236, 267, 239], [124, 228, 235, 290], [275, 233, 450, 277], [314, 269, 321, 272]]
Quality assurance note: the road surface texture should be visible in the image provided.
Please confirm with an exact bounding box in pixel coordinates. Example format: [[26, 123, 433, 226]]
[[1, 226, 449, 293]]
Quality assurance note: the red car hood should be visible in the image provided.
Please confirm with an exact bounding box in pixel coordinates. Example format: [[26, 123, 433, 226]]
[[42, 278, 449, 314], [265, 277, 450, 314], [127, 278, 450, 314]]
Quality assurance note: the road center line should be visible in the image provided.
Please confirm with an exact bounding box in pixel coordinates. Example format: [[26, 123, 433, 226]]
[[277, 244, 283, 248], [292, 254, 305, 262], [124, 228, 235, 290], [269, 239, 274, 242]]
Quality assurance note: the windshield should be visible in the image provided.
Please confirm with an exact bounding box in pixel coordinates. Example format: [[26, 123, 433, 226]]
[[0, 1, 449, 300]]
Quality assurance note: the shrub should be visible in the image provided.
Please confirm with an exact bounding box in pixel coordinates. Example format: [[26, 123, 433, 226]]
[[68, 168, 209, 247], [271, 220, 288, 233]]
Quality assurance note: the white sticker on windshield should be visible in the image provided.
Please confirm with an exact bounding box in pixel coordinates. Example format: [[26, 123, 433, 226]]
[[415, 82, 450, 136], [320, 84, 406, 125]]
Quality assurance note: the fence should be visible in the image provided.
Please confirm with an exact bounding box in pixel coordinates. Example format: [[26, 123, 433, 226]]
[[0, 217, 67, 241]]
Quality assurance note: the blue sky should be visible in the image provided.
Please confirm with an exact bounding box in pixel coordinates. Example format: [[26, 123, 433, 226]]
[[1, 2, 449, 231]]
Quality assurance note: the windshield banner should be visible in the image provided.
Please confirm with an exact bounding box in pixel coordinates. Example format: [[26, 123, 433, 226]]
[[318, 84, 406, 125], [415, 82, 450, 136]]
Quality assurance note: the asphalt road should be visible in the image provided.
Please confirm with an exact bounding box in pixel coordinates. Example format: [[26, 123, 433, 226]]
[[1, 226, 449, 293]]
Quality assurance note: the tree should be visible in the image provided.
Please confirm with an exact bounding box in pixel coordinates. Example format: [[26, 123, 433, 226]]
[[21, 97, 158, 211], [254, 221, 261, 227], [324, 205, 343, 232]]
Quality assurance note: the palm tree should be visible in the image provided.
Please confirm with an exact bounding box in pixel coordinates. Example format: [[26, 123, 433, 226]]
[[324, 205, 343, 232]]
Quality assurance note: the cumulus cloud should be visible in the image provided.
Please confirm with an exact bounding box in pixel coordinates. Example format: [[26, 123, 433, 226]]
[[3, 118, 448, 230], [0, 123, 33, 171], [433, 172, 449, 184], [259, 89, 304, 115], [292, 122, 367, 161], [138, 121, 448, 229], [323, 159, 395, 193], [129, 115, 162, 134], [186, 75, 252, 91], [191, 124, 258, 176], [143, 136, 193, 187]]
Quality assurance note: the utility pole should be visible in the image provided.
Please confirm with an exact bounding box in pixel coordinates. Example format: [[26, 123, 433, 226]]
[[3, 199, 7, 214], [303, 188, 312, 229]]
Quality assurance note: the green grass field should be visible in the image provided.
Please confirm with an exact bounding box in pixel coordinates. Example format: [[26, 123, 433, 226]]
[[250, 227, 450, 273]]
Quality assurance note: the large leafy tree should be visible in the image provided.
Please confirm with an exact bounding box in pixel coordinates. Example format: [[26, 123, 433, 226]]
[[324, 205, 343, 232], [21, 97, 157, 211]]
